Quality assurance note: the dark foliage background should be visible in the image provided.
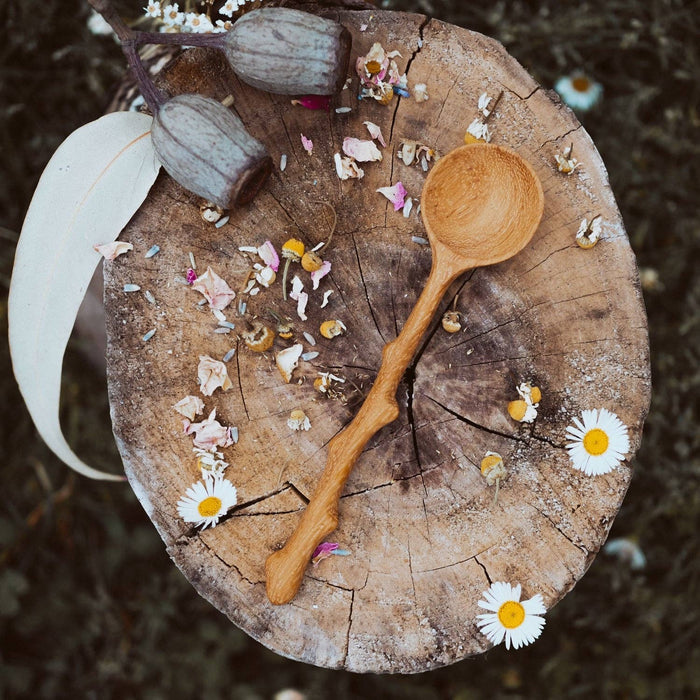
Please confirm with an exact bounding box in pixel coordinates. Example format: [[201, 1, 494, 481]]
[[1, 0, 699, 697]]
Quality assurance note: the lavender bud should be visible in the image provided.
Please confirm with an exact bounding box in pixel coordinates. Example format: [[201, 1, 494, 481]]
[[151, 94, 272, 209], [223, 8, 352, 96]]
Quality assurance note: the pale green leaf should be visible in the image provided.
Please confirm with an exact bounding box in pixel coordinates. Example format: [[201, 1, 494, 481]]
[[9, 111, 161, 481]]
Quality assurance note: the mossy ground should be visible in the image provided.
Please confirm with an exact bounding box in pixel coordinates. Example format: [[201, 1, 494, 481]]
[[1, 0, 699, 697]]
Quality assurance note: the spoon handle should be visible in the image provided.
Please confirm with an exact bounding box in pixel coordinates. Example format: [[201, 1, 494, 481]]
[[265, 260, 459, 605]]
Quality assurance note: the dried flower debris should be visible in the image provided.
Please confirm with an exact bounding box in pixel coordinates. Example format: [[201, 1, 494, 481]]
[[191, 266, 236, 310], [576, 215, 603, 249], [377, 182, 408, 211], [555, 144, 580, 174], [507, 382, 541, 423], [173, 394, 205, 421], [184, 408, 235, 450], [94, 241, 133, 260], [276, 343, 304, 383], [198, 355, 233, 396], [287, 409, 311, 432], [311, 542, 351, 565], [356, 42, 406, 104]]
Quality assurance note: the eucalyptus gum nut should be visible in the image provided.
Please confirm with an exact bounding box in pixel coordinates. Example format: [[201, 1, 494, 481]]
[[151, 94, 272, 209], [223, 8, 352, 96]]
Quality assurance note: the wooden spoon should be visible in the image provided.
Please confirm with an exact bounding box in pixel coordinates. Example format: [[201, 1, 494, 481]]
[[265, 143, 545, 605]]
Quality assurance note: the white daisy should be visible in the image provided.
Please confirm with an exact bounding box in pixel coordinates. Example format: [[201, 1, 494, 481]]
[[565, 408, 630, 476], [555, 73, 603, 111], [177, 475, 237, 529], [476, 582, 546, 649], [161, 3, 184, 28], [143, 1, 162, 19]]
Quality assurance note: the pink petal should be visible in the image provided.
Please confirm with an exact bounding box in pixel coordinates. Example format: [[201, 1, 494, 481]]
[[376, 181, 408, 211], [186, 268, 197, 284], [185, 408, 234, 450], [294, 95, 331, 111], [310, 260, 331, 290], [191, 266, 236, 311], [301, 134, 314, 155], [342, 137, 382, 162], [258, 240, 280, 272], [312, 542, 339, 565], [197, 355, 233, 396], [363, 121, 387, 147]]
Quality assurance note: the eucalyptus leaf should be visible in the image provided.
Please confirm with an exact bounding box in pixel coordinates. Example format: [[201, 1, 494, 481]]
[[9, 111, 161, 481]]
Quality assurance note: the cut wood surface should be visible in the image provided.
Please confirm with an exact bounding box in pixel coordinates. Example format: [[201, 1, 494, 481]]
[[104, 8, 651, 673]]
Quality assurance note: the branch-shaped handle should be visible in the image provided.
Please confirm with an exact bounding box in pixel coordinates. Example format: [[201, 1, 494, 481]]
[[265, 259, 459, 604]]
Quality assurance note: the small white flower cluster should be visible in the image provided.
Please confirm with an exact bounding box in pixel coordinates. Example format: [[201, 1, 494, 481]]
[[143, 1, 255, 34], [465, 92, 499, 144]]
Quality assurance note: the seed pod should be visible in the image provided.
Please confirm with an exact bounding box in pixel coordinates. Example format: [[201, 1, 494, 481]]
[[223, 8, 352, 95], [151, 94, 272, 209]]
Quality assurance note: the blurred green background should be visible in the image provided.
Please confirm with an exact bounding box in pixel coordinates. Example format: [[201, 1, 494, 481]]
[[1, 0, 699, 697]]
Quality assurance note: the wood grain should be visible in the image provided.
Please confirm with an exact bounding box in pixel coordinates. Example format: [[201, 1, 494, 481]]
[[104, 8, 651, 672]]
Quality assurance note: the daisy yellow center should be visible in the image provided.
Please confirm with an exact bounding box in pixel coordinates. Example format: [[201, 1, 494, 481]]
[[498, 601, 526, 629], [198, 496, 222, 518], [572, 76, 591, 92], [582, 428, 609, 456]]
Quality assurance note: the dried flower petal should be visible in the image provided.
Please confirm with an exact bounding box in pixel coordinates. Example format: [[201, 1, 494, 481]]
[[301, 134, 314, 155], [342, 137, 382, 162], [363, 121, 387, 147], [198, 355, 233, 396], [413, 83, 429, 102], [292, 95, 331, 111], [258, 240, 280, 272], [311, 542, 339, 565], [287, 408, 311, 432], [334, 153, 364, 180], [191, 267, 236, 311], [94, 241, 133, 260], [173, 395, 205, 421], [186, 268, 197, 284], [185, 409, 234, 450], [310, 260, 332, 290], [376, 181, 408, 211], [276, 343, 303, 383]]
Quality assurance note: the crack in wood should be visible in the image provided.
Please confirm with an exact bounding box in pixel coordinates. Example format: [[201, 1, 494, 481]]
[[473, 555, 492, 585], [415, 543, 495, 574], [350, 230, 387, 343]]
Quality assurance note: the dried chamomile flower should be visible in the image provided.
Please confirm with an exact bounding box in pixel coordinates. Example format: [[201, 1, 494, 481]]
[[301, 251, 323, 272], [565, 408, 630, 476], [253, 264, 276, 287], [242, 322, 275, 353], [554, 144, 580, 174], [172, 394, 205, 421], [276, 343, 303, 383], [480, 451, 507, 502], [465, 119, 491, 144], [476, 582, 546, 650], [177, 473, 237, 530], [197, 356, 233, 396], [441, 310, 461, 333], [508, 399, 537, 423], [287, 409, 311, 432], [200, 201, 225, 223], [320, 319, 346, 339], [517, 382, 541, 406], [576, 215, 603, 249], [314, 372, 345, 395]]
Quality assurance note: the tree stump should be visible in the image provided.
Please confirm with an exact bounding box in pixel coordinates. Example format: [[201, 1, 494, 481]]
[[103, 8, 651, 673]]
